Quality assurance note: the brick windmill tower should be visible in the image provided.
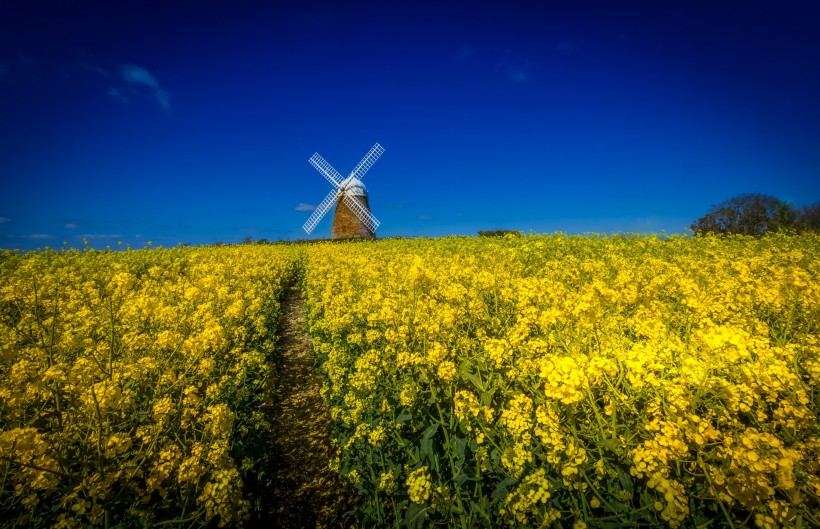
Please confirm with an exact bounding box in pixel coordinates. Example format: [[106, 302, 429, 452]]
[[302, 143, 384, 239]]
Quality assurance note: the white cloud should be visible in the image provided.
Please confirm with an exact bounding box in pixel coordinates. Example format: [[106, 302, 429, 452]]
[[64, 223, 78, 229], [107, 87, 128, 103], [27, 234, 54, 239], [295, 203, 317, 212], [82, 233, 122, 239], [121, 64, 171, 110], [417, 215, 432, 220], [0, 216, 10, 223]]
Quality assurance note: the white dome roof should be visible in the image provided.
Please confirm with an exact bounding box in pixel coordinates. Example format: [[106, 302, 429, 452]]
[[340, 175, 368, 197]]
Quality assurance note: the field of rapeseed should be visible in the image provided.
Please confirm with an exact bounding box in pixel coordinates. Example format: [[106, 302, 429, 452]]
[[2, 233, 818, 528], [0, 245, 300, 527], [302, 233, 820, 528]]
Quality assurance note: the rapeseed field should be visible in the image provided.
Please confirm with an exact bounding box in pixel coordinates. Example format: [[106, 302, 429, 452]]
[[303, 233, 819, 528], [0, 245, 299, 527], [1, 233, 818, 528]]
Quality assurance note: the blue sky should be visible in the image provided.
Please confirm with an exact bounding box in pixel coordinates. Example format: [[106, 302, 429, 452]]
[[1, 1, 818, 249]]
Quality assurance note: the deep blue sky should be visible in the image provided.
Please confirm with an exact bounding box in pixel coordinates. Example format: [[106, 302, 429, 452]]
[[1, 1, 818, 249]]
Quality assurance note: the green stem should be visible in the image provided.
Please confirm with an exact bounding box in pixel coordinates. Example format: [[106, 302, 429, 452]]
[[584, 385, 609, 437], [0, 455, 71, 479], [578, 468, 620, 519], [696, 453, 735, 527], [46, 284, 63, 431], [152, 514, 203, 526], [434, 401, 466, 517], [108, 296, 116, 376]]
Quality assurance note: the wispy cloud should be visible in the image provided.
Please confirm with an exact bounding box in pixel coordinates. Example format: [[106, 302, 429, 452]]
[[64, 223, 78, 229], [107, 87, 128, 103], [417, 215, 432, 220], [82, 233, 122, 240], [557, 42, 576, 52], [0, 217, 10, 224], [295, 203, 317, 212], [26, 234, 54, 239], [121, 64, 171, 110], [71, 60, 172, 110]]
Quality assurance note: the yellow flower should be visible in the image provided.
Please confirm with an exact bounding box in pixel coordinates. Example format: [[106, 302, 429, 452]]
[[406, 466, 432, 504], [436, 360, 456, 381], [378, 471, 394, 491]]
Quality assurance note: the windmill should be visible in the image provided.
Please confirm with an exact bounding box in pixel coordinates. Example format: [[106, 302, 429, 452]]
[[302, 143, 384, 239]]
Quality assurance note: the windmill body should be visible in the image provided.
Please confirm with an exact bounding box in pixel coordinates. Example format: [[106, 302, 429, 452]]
[[302, 143, 384, 239], [331, 177, 373, 239]]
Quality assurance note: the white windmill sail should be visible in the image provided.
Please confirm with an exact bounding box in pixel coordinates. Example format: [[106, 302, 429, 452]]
[[342, 194, 380, 233], [348, 143, 385, 181], [302, 187, 341, 234], [309, 153, 344, 187], [301, 143, 384, 236]]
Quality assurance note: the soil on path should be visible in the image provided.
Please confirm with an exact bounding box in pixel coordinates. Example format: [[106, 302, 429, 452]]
[[256, 283, 357, 528]]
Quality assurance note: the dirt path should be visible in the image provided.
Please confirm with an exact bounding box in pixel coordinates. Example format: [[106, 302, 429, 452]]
[[257, 283, 356, 528]]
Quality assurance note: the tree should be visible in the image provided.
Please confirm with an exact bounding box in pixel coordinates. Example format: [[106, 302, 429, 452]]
[[796, 203, 820, 232], [478, 230, 523, 238], [690, 193, 797, 236]]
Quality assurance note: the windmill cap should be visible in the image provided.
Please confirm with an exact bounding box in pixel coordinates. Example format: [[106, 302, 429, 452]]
[[340, 175, 368, 197]]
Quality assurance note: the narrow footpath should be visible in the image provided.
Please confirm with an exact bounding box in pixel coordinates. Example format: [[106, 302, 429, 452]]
[[258, 282, 357, 528]]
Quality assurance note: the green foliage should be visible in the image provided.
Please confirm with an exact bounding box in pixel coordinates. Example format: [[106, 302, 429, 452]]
[[691, 193, 820, 236], [478, 230, 523, 238], [796, 203, 820, 232]]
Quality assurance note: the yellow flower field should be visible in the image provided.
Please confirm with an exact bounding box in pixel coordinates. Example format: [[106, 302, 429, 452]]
[[302, 233, 820, 528], [2, 232, 818, 528], [0, 245, 299, 527]]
